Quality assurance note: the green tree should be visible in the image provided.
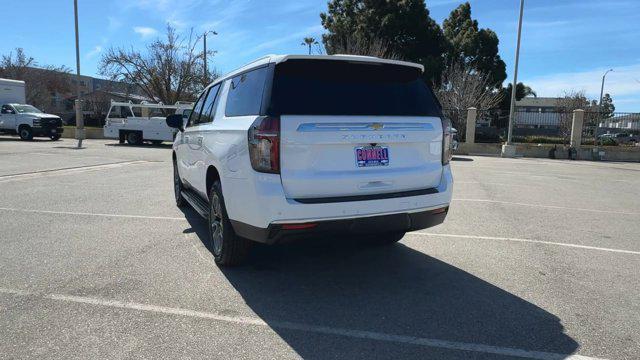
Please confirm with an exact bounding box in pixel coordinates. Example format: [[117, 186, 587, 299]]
[[301, 37, 319, 55], [600, 93, 615, 117], [320, 0, 447, 82], [443, 2, 506, 87], [498, 82, 536, 112]]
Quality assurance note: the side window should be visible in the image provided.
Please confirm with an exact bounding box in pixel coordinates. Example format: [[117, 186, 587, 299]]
[[187, 90, 208, 127], [1, 105, 13, 114], [197, 83, 222, 124], [225, 67, 268, 117]]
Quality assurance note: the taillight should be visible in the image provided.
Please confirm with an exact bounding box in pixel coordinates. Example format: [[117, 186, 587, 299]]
[[248, 116, 280, 173], [441, 117, 452, 165]]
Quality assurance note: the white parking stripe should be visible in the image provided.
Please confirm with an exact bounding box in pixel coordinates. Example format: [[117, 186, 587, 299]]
[[0, 207, 188, 221], [0, 160, 155, 183], [452, 198, 640, 216], [0, 287, 605, 360], [412, 232, 640, 256]]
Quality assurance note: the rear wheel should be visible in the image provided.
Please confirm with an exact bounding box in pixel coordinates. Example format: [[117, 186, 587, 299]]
[[18, 126, 33, 141], [50, 134, 61, 141], [208, 180, 249, 266], [126, 131, 143, 145]]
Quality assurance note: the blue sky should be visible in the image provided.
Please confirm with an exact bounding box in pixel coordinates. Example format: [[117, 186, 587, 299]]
[[3, 0, 640, 111]]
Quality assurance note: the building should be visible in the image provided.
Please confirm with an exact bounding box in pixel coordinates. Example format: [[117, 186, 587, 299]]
[[515, 97, 563, 128], [21, 67, 148, 124]]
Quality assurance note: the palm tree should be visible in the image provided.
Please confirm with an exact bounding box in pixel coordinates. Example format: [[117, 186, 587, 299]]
[[301, 37, 318, 55]]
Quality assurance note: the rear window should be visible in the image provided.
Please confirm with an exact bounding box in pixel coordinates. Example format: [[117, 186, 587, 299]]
[[268, 59, 441, 117]]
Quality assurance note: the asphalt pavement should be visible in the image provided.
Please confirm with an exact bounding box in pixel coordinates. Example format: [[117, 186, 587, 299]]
[[0, 136, 639, 359]]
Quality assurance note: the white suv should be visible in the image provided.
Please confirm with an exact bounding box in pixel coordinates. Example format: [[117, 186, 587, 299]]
[[168, 55, 453, 266]]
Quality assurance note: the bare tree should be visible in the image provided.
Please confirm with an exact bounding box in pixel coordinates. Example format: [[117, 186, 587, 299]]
[[325, 35, 401, 60], [435, 61, 502, 140], [555, 90, 593, 142], [99, 25, 216, 104], [0, 48, 71, 111]]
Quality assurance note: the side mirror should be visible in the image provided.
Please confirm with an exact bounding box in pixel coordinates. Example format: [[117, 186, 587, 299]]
[[166, 114, 184, 132]]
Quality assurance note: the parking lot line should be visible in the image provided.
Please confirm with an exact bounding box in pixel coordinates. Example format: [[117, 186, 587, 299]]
[[452, 198, 640, 216], [0, 207, 188, 221], [412, 232, 640, 256], [0, 160, 157, 183], [0, 287, 605, 360]]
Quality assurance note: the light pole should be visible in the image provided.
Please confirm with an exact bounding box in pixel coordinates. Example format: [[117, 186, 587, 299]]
[[594, 68, 613, 147], [506, 0, 525, 146], [73, 0, 84, 148], [203, 30, 217, 85]]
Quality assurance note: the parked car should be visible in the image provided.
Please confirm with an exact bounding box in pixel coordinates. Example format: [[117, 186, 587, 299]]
[[103, 101, 193, 145], [0, 103, 63, 141], [168, 54, 454, 266], [0, 79, 63, 140]]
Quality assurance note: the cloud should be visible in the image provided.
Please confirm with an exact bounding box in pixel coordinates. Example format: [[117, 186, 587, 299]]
[[85, 45, 103, 60], [242, 25, 324, 57], [523, 64, 640, 111], [133, 26, 158, 38]]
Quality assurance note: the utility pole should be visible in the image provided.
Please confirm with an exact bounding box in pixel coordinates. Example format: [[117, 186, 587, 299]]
[[73, 0, 84, 148], [506, 0, 525, 146], [203, 30, 217, 85]]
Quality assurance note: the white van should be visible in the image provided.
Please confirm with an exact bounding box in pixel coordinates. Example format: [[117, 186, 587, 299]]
[[168, 55, 454, 265]]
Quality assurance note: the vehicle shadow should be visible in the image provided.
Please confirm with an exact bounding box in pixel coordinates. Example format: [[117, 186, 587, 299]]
[[182, 211, 579, 359], [104, 142, 173, 149]]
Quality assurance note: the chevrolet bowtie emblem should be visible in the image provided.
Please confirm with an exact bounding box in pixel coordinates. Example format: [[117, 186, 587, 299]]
[[370, 123, 384, 130]]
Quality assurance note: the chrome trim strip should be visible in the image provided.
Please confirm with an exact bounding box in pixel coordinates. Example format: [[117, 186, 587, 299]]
[[297, 122, 434, 132]]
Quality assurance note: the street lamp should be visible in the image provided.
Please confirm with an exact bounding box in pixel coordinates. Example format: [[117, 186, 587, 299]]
[[73, 0, 84, 148], [506, 0, 525, 147], [598, 69, 614, 112], [595, 69, 613, 146], [203, 30, 217, 85]]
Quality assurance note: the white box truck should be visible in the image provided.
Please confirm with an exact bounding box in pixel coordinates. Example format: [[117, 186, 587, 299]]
[[0, 78, 64, 141]]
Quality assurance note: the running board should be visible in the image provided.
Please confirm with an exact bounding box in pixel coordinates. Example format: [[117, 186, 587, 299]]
[[181, 189, 209, 219]]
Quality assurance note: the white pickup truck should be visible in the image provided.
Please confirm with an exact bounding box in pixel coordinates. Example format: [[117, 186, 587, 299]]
[[0, 78, 64, 141], [103, 101, 193, 145]]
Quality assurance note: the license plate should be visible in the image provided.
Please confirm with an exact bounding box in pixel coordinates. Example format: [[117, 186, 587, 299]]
[[355, 146, 389, 167]]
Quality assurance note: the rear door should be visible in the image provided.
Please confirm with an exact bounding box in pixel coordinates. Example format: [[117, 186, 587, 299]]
[[271, 59, 444, 200], [179, 90, 208, 189], [189, 82, 222, 197]]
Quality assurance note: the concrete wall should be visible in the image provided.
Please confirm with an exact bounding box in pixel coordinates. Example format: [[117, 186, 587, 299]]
[[61, 127, 105, 139], [454, 142, 640, 162]]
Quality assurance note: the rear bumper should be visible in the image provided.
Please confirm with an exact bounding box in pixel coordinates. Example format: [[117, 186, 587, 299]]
[[224, 164, 453, 233], [231, 206, 448, 244]]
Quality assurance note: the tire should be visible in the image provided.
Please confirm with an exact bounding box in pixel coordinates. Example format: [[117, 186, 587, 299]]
[[126, 132, 143, 145], [173, 161, 186, 208], [367, 232, 406, 246], [18, 126, 33, 141], [50, 134, 61, 141], [208, 180, 250, 266]]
